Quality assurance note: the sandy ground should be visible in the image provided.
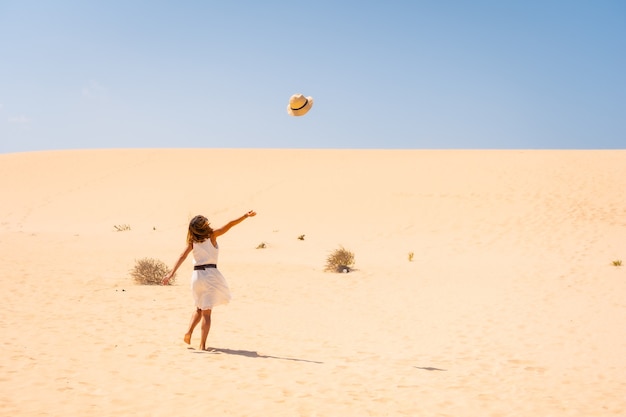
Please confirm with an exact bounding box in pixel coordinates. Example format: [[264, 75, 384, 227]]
[[1, 149, 625, 416]]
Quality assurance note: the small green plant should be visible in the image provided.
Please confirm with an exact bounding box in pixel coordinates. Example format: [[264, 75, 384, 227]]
[[408, 252, 414, 262], [256, 242, 267, 249], [612, 259, 622, 266], [114, 224, 131, 231], [131, 258, 174, 285], [298, 234, 305, 241], [325, 246, 355, 273]]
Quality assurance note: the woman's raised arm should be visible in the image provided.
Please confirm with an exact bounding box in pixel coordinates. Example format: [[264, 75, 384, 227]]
[[212, 210, 256, 239]]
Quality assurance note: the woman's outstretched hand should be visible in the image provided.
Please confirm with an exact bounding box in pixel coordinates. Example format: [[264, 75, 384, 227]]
[[246, 210, 257, 218], [162, 272, 173, 286]]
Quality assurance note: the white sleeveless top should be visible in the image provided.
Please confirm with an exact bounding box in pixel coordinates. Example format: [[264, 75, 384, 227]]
[[192, 239, 219, 265]]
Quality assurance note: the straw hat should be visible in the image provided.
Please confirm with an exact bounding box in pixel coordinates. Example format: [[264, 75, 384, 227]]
[[287, 93, 314, 116]]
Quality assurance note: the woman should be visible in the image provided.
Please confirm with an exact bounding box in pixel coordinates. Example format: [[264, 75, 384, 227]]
[[163, 210, 256, 350]]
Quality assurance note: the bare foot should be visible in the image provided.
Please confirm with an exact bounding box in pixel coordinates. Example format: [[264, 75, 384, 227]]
[[184, 333, 191, 344]]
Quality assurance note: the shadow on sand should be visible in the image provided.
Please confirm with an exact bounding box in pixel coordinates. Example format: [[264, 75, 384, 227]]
[[414, 366, 447, 371], [192, 347, 323, 364]]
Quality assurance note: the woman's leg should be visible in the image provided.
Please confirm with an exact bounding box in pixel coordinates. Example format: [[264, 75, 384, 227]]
[[184, 308, 202, 344], [199, 309, 212, 350]]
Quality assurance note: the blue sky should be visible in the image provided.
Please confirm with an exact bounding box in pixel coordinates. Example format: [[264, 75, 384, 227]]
[[1, 1, 624, 152]]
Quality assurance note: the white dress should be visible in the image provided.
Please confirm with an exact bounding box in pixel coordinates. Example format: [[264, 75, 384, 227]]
[[191, 239, 231, 310]]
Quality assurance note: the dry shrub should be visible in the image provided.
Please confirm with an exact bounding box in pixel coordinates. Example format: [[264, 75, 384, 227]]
[[325, 246, 355, 273], [131, 258, 175, 285]]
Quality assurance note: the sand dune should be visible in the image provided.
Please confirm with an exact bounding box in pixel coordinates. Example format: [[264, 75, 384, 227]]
[[1, 149, 625, 416]]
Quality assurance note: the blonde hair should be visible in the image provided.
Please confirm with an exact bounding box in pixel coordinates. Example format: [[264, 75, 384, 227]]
[[187, 215, 214, 245]]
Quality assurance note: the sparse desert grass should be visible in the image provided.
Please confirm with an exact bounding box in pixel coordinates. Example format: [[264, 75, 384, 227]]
[[256, 242, 267, 249], [114, 224, 131, 231], [131, 258, 174, 285], [612, 259, 622, 266], [408, 252, 414, 262], [325, 246, 355, 273]]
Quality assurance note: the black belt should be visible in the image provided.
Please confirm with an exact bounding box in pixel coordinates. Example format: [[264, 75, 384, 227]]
[[194, 264, 217, 270]]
